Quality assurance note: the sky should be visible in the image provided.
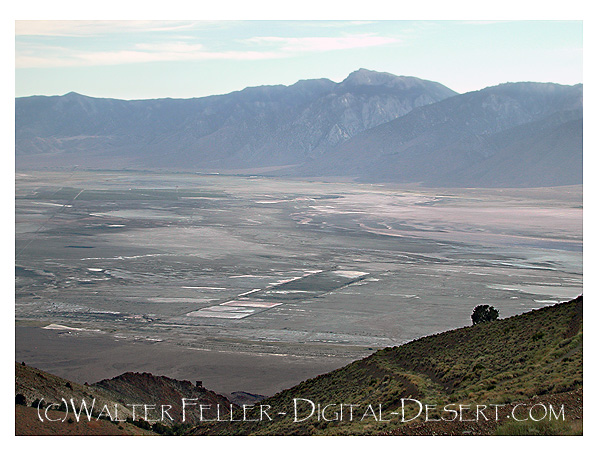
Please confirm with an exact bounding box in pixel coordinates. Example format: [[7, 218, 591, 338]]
[[15, 19, 583, 100]]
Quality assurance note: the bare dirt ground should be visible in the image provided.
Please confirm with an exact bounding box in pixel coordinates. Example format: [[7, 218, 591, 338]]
[[15, 326, 353, 395], [15, 404, 156, 436]]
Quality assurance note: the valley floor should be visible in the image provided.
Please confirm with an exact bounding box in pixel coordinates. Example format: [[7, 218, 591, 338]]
[[15, 170, 582, 397]]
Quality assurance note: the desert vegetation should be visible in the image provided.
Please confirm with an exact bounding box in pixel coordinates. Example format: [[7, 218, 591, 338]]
[[191, 296, 582, 435]]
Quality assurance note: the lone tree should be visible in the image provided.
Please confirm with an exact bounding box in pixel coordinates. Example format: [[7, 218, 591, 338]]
[[471, 304, 499, 325]]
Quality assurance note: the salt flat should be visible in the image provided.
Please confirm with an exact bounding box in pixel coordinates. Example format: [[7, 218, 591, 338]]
[[15, 170, 582, 396]]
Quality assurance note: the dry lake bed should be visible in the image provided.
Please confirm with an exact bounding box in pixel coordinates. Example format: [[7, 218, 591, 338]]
[[15, 170, 582, 396]]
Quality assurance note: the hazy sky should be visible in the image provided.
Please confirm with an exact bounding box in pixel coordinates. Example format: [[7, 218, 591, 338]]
[[15, 20, 582, 100]]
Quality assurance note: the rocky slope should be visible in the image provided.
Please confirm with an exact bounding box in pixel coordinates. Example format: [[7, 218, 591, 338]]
[[16, 69, 456, 171], [92, 371, 232, 423], [293, 82, 582, 187], [15, 404, 157, 436], [15, 363, 233, 434]]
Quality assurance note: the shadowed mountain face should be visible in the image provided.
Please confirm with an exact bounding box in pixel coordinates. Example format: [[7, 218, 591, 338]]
[[92, 372, 233, 423], [16, 70, 582, 187], [293, 82, 582, 187], [15, 69, 456, 170]]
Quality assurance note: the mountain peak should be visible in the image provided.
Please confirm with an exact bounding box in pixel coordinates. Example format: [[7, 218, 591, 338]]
[[339, 69, 450, 94], [341, 68, 402, 87]]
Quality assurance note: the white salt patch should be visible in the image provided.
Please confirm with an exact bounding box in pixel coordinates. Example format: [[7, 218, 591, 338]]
[[265, 290, 310, 295], [147, 298, 211, 303], [269, 277, 302, 286], [238, 289, 262, 297], [487, 285, 519, 291], [186, 310, 253, 319], [32, 202, 71, 207], [180, 197, 222, 200], [333, 270, 368, 279], [43, 324, 100, 332], [181, 286, 226, 290], [186, 300, 282, 319], [221, 300, 281, 308]]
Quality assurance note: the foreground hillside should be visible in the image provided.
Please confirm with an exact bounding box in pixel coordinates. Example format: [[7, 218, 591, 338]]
[[15, 363, 232, 435], [193, 296, 582, 435], [15, 404, 157, 436], [15, 296, 582, 436]]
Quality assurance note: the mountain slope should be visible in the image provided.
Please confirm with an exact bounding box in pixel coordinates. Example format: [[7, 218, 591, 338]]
[[15, 296, 583, 435], [15, 69, 456, 170], [92, 372, 232, 423], [444, 113, 582, 187], [294, 82, 582, 187], [15, 363, 233, 434], [15, 73, 583, 187], [193, 296, 582, 435], [15, 363, 153, 435]]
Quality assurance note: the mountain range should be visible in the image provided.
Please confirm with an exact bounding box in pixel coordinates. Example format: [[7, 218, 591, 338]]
[[15, 69, 583, 187]]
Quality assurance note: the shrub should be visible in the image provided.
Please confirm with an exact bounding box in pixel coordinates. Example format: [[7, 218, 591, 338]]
[[471, 305, 499, 325], [495, 418, 573, 435], [532, 331, 545, 341]]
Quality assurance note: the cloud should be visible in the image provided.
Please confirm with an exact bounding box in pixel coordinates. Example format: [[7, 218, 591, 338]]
[[16, 44, 285, 68], [288, 20, 378, 28], [245, 34, 401, 53], [15, 22, 402, 69], [15, 20, 199, 37], [133, 42, 206, 53]]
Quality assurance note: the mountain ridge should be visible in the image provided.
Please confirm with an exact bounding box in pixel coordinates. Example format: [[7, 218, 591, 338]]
[[15, 69, 457, 170], [289, 81, 582, 186], [15, 70, 582, 187]]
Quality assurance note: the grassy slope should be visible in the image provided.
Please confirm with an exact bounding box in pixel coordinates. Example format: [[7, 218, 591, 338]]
[[194, 296, 582, 435]]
